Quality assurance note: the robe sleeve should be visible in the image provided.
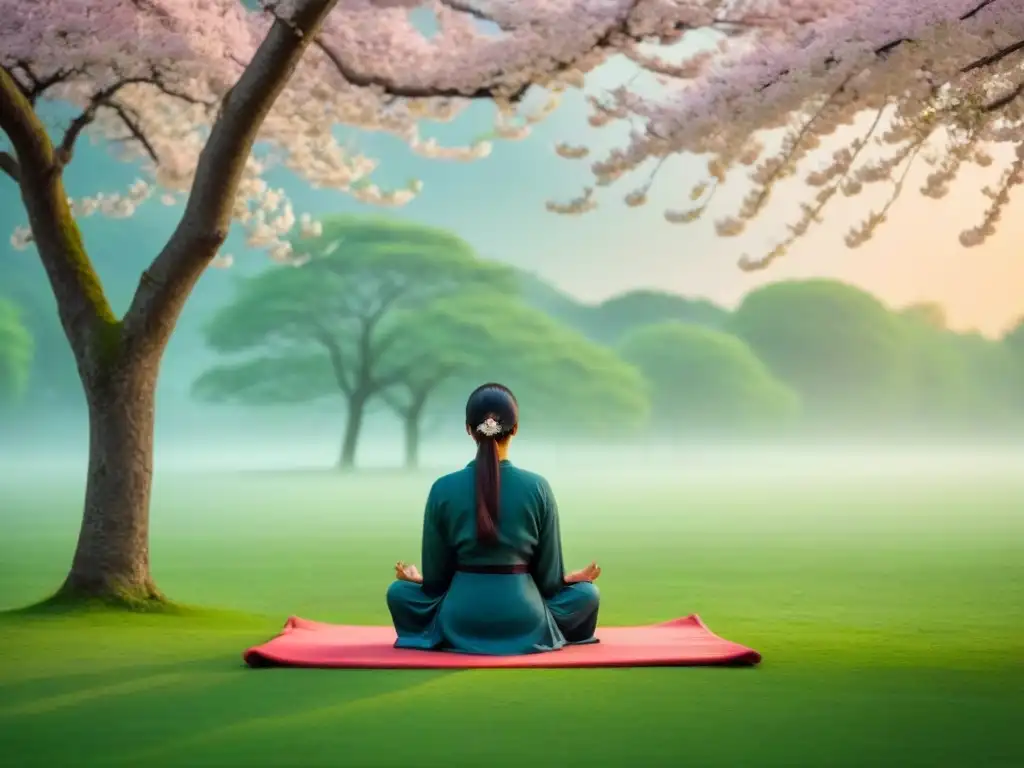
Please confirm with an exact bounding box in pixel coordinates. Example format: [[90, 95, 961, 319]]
[[530, 479, 566, 599], [420, 482, 455, 598]]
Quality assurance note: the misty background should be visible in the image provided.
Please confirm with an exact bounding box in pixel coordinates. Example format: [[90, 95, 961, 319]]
[[3, 29, 1024, 479]]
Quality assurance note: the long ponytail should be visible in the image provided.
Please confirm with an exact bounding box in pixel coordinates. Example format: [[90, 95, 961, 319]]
[[475, 435, 501, 544], [465, 382, 518, 545]]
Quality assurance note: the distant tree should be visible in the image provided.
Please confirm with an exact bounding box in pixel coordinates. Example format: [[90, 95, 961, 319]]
[[381, 294, 651, 468], [0, 298, 33, 405], [617, 322, 798, 435], [587, 290, 730, 342], [513, 272, 730, 345], [193, 216, 513, 469], [900, 302, 948, 330], [1005, 317, 1024, 416], [1005, 317, 1024, 361], [513, 270, 592, 331], [947, 331, 1021, 431], [0, 265, 80, 407], [729, 280, 912, 425], [899, 314, 985, 431]]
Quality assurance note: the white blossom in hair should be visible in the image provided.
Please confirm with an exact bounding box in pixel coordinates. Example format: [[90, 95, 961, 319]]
[[476, 417, 502, 437]]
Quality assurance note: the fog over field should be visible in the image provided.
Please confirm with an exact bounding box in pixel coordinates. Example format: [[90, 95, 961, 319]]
[[6, 420, 1024, 482]]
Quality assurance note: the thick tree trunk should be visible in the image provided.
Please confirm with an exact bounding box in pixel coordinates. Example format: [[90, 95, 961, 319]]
[[2, 1, 347, 610], [339, 392, 367, 470], [57, 349, 164, 604], [403, 411, 420, 470]]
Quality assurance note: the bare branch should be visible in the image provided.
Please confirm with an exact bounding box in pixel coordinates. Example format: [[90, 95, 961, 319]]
[[122, 0, 342, 355], [106, 102, 160, 163], [984, 82, 1024, 112], [311, 323, 354, 395], [57, 71, 213, 166], [380, 363, 457, 417], [961, 0, 1000, 21], [963, 39, 1024, 74], [56, 84, 128, 166], [0, 150, 20, 182], [13, 62, 81, 105], [378, 386, 410, 415]]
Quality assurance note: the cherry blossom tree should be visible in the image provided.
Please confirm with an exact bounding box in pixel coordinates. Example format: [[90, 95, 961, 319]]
[[545, 0, 1024, 269], [1, 0, 779, 607]]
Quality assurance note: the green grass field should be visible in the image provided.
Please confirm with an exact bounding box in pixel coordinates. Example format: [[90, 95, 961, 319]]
[[1, 465, 1022, 767]]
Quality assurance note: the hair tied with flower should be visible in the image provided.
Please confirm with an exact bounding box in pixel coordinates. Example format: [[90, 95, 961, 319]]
[[476, 417, 502, 437]]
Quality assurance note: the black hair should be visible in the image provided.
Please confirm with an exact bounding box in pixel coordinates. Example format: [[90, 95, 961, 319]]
[[465, 383, 519, 544]]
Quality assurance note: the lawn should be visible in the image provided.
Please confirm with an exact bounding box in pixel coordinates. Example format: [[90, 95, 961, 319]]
[[1, 464, 1022, 767]]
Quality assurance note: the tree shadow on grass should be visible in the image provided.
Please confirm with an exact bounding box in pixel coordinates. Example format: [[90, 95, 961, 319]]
[[108, 668, 460, 766], [1, 644, 459, 767]]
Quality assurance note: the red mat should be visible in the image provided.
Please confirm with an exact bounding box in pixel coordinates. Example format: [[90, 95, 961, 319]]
[[243, 615, 761, 669]]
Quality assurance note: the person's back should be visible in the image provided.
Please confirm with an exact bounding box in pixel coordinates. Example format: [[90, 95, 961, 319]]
[[386, 383, 602, 655]]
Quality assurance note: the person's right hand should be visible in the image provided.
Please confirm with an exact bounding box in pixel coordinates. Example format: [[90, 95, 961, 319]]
[[395, 561, 423, 584], [565, 561, 601, 584]]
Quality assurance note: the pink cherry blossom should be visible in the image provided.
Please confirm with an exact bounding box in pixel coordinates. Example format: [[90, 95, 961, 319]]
[[9, 1, 1012, 272], [4, 0, 776, 261], [544, 0, 1024, 267]]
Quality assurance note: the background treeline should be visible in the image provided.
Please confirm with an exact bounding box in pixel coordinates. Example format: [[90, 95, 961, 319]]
[[3, 214, 1024, 467]]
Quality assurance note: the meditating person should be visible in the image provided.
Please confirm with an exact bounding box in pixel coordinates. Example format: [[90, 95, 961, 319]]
[[386, 382, 602, 655]]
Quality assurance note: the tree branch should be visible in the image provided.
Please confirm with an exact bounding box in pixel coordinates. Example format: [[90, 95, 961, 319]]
[[379, 386, 410, 416], [316, 0, 735, 103], [436, 0, 517, 31], [983, 81, 1024, 113], [757, 0, 1005, 93], [13, 62, 81, 105], [0, 65, 116, 365], [56, 80, 136, 166], [962, 39, 1024, 74], [0, 150, 20, 182], [105, 102, 160, 163], [57, 72, 211, 167], [122, 0, 341, 355], [310, 323, 354, 395], [380, 363, 457, 418]]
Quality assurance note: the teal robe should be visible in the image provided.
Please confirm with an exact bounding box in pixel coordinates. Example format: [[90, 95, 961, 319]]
[[387, 460, 600, 655]]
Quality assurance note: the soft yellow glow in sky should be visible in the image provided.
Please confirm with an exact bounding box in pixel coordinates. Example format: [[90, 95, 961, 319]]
[[526, 161, 1024, 338]]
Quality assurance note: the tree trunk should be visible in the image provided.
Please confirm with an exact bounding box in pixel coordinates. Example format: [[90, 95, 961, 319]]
[[56, 349, 164, 605], [403, 411, 420, 470], [339, 392, 367, 470]]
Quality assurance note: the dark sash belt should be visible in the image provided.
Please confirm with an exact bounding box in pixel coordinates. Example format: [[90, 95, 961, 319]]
[[456, 564, 530, 575]]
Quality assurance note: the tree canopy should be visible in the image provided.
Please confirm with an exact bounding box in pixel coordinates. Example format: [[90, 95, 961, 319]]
[[416, 293, 652, 437], [581, 290, 729, 343], [196, 238, 651, 466], [617, 321, 798, 435], [728, 280, 913, 423], [194, 215, 514, 466], [0, 298, 33, 405], [377, 292, 651, 465], [898, 313, 981, 428]]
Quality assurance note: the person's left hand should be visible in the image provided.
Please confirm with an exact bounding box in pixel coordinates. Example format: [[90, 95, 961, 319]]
[[395, 561, 423, 584]]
